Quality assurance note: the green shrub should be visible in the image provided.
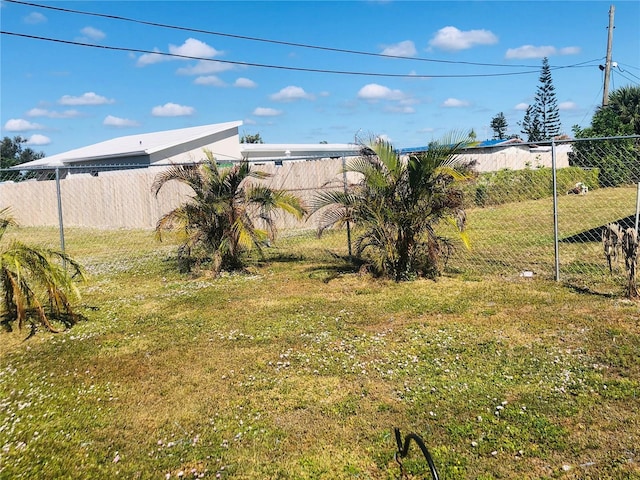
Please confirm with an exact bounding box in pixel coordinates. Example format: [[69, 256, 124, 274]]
[[464, 167, 600, 207]]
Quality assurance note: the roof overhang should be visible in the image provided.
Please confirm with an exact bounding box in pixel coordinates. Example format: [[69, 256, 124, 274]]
[[15, 121, 242, 169], [240, 143, 361, 160]]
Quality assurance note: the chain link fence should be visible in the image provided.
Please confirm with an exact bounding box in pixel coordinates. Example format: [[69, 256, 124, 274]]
[[455, 136, 640, 293], [1, 136, 638, 292]]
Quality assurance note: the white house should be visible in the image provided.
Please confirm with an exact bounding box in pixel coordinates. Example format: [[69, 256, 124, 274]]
[[17, 121, 244, 172], [399, 138, 570, 172], [241, 143, 361, 163], [16, 121, 362, 174]]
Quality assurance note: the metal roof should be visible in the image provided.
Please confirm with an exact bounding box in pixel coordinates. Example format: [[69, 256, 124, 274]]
[[398, 138, 524, 155], [240, 143, 361, 160], [17, 121, 242, 168]]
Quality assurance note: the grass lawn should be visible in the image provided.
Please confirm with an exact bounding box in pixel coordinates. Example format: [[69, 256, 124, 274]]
[[1, 201, 639, 479]]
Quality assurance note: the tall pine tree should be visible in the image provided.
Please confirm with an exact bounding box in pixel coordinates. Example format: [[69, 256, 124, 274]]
[[521, 105, 543, 141], [490, 112, 508, 139], [521, 57, 561, 141]]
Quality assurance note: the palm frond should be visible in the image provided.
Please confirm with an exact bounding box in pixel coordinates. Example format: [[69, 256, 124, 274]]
[[248, 186, 307, 220], [314, 205, 352, 235], [152, 163, 204, 197], [0, 207, 17, 242], [1, 239, 85, 334], [344, 157, 390, 191], [309, 189, 357, 214]]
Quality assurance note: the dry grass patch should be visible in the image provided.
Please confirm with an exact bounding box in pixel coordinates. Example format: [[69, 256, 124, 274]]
[[1, 225, 639, 479]]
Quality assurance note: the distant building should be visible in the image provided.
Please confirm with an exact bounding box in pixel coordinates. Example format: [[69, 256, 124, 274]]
[[399, 138, 570, 172], [16, 121, 361, 175]]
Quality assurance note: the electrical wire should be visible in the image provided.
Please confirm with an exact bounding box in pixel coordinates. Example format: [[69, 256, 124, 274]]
[[617, 61, 640, 72], [0, 31, 601, 79], [612, 69, 640, 86], [615, 66, 640, 82], [4, 0, 602, 71], [0, 31, 539, 79]]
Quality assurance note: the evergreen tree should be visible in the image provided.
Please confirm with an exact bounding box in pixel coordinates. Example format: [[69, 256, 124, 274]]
[[1, 136, 45, 182], [520, 105, 543, 142], [1, 136, 45, 169], [490, 112, 508, 139], [240, 133, 263, 144], [521, 57, 561, 141]]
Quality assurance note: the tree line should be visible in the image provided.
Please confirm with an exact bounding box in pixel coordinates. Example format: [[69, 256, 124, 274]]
[[488, 58, 639, 144]]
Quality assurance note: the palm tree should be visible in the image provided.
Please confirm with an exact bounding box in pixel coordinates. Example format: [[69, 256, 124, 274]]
[[153, 151, 307, 275], [311, 135, 472, 281], [607, 85, 640, 135], [0, 208, 85, 336]]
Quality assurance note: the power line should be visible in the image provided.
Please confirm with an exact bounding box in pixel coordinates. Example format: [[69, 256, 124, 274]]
[[613, 69, 640, 86], [615, 66, 640, 82], [617, 61, 640, 72], [3, 0, 601, 71], [3, 31, 567, 79]]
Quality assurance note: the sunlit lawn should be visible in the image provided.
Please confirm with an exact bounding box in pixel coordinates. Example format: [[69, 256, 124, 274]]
[[1, 193, 639, 479]]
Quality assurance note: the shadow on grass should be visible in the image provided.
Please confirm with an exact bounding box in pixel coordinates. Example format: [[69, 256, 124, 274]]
[[258, 251, 306, 264], [561, 214, 636, 243], [564, 282, 622, 298], [1, 310, 91, 340], [304, 251, 367, 283]]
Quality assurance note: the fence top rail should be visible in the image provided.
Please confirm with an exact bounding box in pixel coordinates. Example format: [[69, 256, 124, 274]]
[[2, 135, 638, 174], [545, 134, 640, 145], [2, 155, 356, 173]]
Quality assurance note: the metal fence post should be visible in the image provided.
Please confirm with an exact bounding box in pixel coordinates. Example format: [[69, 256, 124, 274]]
[[342, 155, 352, 257], [55, 167, 66, 255], [551, 140, 560, 281], [635, 182, 640, 233]]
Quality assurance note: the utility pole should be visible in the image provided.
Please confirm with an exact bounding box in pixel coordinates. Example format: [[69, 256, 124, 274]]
[[602, 4, 615, 107]]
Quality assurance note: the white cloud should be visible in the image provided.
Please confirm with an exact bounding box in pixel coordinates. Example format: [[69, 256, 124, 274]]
[[514, 102, 529, 111], [79, 26, 106, 41], [253, 107, 282, 117], [559, 101, 579, 111], [429, 26, 498, 51], [505, 45, 581, 60], [505, 45, 556, 59], [357, 84, 405, 101], [234, 78, 257, 88], [176, 60, 233, 75], [27, 108, 81, 118], [386, 105, 415, 114], [270, 86, 314, 102], [442, 98, 470, 107], [137, 39, 221, 67], [103, 115, 140, 127], [194, 75, 226, 86], [381, 40, 417, 57], [151, 103, 195, 117], [4, 119, 44, 131], [58, 92, 114, 106], [137, 48, 166, 66], [26, 108, 49, 117], [169, 38, 221, 58], [24, 12, 47, 24], [559, 46, 581, 55], [243, 118, 257, 125], [26, 134, 51, 146]]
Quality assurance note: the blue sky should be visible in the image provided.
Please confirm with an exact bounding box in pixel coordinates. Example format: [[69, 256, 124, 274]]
[[1, 0, 639, 157]]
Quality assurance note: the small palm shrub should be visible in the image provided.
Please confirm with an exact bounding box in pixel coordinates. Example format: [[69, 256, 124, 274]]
[[153, 151, 307, 276], [0, 209, 85, 336], [311, 135, 471, 281]]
